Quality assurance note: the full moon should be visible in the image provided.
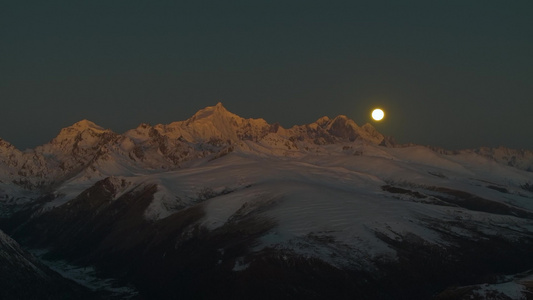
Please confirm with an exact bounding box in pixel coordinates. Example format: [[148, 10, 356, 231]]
[[371, 108, 385, 121]]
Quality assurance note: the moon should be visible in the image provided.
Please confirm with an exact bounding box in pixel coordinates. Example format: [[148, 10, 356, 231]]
[[371, 108, 385, 121]]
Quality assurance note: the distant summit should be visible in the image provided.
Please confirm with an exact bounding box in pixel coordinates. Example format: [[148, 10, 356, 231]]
[[187, 102, 234, 121], [0, 103, 531, 190], [2, 103, 387, 152], [70, 119, 105, 131], [162, 102, 272, 143]]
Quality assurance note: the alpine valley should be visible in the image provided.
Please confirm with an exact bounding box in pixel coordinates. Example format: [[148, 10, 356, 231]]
[[1, 103, 533, 299]]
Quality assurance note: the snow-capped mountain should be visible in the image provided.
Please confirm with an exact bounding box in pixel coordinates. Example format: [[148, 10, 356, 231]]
[[1, 103, 533, 299], [0, 102, 396, 190]]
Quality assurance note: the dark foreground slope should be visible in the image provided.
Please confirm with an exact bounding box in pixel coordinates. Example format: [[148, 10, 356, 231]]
[[8, 170, 533, 300], [0, 229, 95, 300]]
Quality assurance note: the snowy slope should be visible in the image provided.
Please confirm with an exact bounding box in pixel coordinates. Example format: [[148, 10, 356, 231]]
[[1, 103, 533, 299], [11, 143, 532, 298], [435, 270, 533, 300], [122, 146, 533, 259]]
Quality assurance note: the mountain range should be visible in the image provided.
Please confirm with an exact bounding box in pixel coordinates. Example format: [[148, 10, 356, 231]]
[[1, 103, 533, 299]]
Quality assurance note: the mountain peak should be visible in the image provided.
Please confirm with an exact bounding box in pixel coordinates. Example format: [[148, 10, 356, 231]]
[[315, 116, 331, 127], [188, 102, 234, 122], [44, 119, 113, 151], [70, 119, 105, 131], [0, 138, 21, 156], [0, 138, 15, 149], [155, 103, 270, 143]]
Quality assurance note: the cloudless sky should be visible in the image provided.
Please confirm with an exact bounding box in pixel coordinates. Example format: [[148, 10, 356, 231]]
[[1, 1, 532, 150]]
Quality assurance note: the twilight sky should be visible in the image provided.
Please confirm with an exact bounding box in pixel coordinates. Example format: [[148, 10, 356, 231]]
[[1, 1, 532, 150]]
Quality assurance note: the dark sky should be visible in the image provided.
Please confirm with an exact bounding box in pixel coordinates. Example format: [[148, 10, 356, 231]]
[[1, 1, 532, 150]]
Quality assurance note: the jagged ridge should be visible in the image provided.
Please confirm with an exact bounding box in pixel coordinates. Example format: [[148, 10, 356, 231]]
[[0, 103, 531, 191], [0, 103, 390, 189]]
